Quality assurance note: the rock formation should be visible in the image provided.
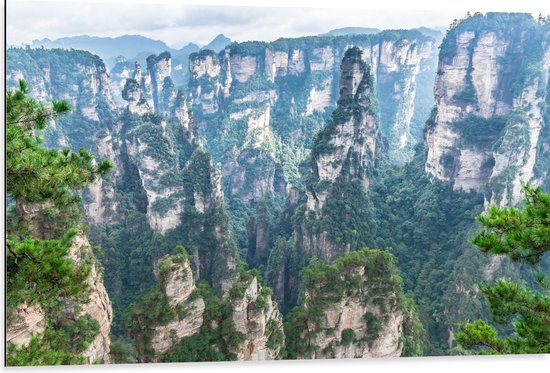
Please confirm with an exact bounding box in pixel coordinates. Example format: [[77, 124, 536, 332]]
[[6, 48, 115, 148], [186, 31, 436, 274], [6, 49, 115, 120], [425, 13, 550, 206], [298, 47, 379, 262], [187, 30, 436, 182], [121, 63, 153, 115], [6, 304, 46, 347], [130, 251, 205, 362], [122, 104, 237, 292], [129, 250, 286, 363], [286, 249, 422, 359], [225, 271, 285, 360], [146, 52, 176, 115]]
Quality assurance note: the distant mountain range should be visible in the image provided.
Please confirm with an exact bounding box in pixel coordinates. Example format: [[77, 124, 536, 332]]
[[202, 34, 232, 53], [30, 33, 232, 69], [322, 27, 381, 36], [31, 35, 172, 63]]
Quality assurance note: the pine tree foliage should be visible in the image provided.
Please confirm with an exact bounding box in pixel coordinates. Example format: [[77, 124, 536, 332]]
[[473, 185, 550, 264], [7, 80, 112, 205], [456, 185, 550, 354]]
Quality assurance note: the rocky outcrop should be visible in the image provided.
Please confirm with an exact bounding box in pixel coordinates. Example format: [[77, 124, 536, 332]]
[[121, 64, 153, 115], [304, 298, 404, 359], [147, 52, 176, 115], [264, 48, 382, 307], [130, 256, 285, 363], [121, 82, 206, 234], [131, 251, 205, 363], [6, 303, 46, 347], [108, 59, 134, 106], [125, 124, 184, 234], [6, 48, 126, 227], [223, 149, 286, 204], [286, 249, 421, 359], [312, 47, 378, 196], [226, 272, 284, 360], [425, 13, 550, 206], [116, 53, 191, 120], [188, 50, 223, 114], [7, 50, 114, 120], [82, 129, 122, 225], [151, 254, 205, 361], [187, 32, 435, 274], [124, 111, 237, 291], [68, 235, 113, 363]]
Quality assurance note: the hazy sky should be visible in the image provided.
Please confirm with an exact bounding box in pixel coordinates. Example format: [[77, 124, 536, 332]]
[[7, 0, 550, 47]]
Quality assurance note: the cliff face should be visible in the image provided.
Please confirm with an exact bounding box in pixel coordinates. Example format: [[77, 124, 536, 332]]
[[60, 52, 239, 294], [226, 272, 285, 360], [121, 98, 237, 291], [425, 13, 550, 206], [307, 47, 378, 211], [262, 48, 382, 308], [147, 52, 176, 115], [286, 249, 422, 359], [116, 53, 183, 117], [130, 252, 205, 363], [120, 63, 153, 115], [79, 64, 163, 228], [125, 118, 185, 234], [6, 48, 115, 123], [6, 48, 124, 226], [6, 48, 116, 152], [128, 252, 285, 363], [6, 47, 240, 349], [6, 304, 46, 347], [109, 59, 135, 106]]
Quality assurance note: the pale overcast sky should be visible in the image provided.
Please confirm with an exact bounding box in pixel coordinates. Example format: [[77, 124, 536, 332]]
[[7, 0, 550, 47]]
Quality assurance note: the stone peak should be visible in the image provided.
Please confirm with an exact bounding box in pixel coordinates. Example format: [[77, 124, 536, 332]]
[[339, 47, 370, 97]]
